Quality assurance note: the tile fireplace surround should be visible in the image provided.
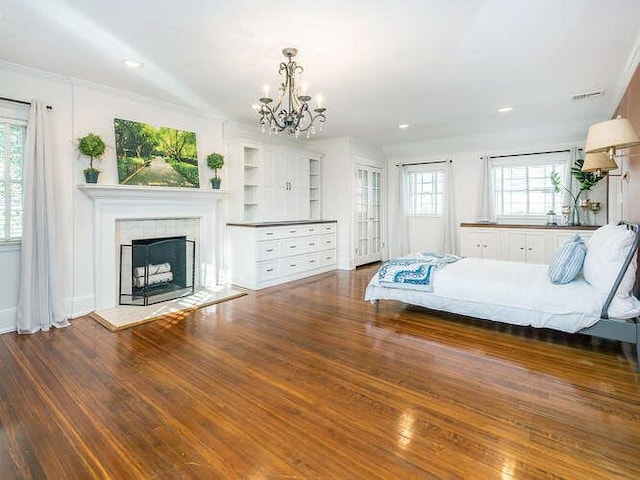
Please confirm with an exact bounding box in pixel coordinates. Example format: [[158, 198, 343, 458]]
[[79, 185, 226, 311]]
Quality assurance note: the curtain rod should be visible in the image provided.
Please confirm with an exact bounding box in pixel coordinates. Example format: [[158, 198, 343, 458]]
[[489, 149, 572, 159], [397, 159, 452, 167], [0, 96, 52, 110]]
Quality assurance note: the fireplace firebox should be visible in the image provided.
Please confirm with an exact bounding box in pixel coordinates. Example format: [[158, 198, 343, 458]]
[[119, 236, 195, 306]]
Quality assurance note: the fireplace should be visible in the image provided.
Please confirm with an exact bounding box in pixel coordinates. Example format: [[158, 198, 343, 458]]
[[79, 185, 226, 312], [120, 235, 196, 306]]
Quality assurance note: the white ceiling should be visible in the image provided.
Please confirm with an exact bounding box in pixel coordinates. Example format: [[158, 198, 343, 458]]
[[1, 0, 639, 147]]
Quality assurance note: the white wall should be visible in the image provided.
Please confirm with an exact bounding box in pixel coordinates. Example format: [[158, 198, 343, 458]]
[[315, 137, 388, 270], [0, 61, 224, 333], [383, 127, 608, 258]]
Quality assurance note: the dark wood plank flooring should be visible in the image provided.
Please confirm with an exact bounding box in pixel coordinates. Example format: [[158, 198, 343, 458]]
[[1, 265, 639, 479]]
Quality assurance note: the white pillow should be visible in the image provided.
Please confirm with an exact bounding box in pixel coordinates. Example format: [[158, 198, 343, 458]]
[[583, 224, 637, 299]]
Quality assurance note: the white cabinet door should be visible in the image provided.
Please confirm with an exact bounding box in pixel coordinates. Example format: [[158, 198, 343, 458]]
[[354, 164, 383, 266], [503, 231, 527, 262], [262, 148, 310, 221], [460, 229, 500, 259], [524, 231, 547, 264]]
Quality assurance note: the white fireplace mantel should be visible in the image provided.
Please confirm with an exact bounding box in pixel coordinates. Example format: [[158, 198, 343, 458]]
[[79, 184, 227, 311], [78, 184, 227, 203]]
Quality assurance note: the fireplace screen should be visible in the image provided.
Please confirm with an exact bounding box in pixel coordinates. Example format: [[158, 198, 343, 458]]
[[119, 236, 195, 306]]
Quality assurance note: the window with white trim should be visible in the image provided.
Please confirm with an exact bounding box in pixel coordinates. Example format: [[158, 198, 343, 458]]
[[406, 168, 445, 215], [0, 103, 28, 243], [491, 151, 568, 219]]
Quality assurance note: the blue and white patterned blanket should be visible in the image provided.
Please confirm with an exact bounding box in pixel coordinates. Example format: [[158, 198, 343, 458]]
[[377, 252, 461, 292]]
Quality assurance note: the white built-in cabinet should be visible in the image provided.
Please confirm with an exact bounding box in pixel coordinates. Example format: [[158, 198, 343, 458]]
[[227, 141, 321, 222], [262, 148, 310, 221], [227, 221, 337, 290], [459, 224, 596, 264]]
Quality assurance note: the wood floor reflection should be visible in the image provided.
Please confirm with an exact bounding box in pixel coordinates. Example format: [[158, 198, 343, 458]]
[[1, 264, 639, 479]]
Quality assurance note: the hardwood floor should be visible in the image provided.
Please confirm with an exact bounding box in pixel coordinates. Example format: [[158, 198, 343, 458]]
[[1, 265, 639, 479]]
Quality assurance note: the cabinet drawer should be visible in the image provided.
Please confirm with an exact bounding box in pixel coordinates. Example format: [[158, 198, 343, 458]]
[[319, 223, 336, 234], [319, 234, 336, 249], [256, 240, 281, 261], [320, 251, 336, 266], [281, 253, 318, 276], [257, 260, 280, 281], [281, 237, 308, 256], [283, 226, 305, 237], [257, 228, 281, 241]]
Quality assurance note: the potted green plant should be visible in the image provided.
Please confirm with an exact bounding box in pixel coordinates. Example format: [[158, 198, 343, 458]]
[[207, 152, 225, 189], [78, 133, 106, 183], [551, 157, 605, 225]]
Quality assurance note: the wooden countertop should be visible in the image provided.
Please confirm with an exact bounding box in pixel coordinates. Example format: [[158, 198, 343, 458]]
[[227, 220, 337, 228], [460, 222, 600, 231]]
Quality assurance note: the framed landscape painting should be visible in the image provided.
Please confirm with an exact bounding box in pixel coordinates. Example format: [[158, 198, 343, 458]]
[[114, 118, 199, 187]]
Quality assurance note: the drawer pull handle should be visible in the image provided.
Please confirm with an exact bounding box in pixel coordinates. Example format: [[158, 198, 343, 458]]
[[289, 230, 296, 233], [289, 245, 297, 249], [290, 263, 297, 267], [266, 249, 274, 252], [266, 268, 274, 272], [326, 256, 332, 260], [309, 260, 316, 263], [309, 243, 315, 246], [309, 228, 315, 232], [266, 232, 274, 236]]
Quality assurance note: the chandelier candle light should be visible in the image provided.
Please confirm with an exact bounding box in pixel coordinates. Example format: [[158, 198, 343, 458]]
[[257, 48, 326, 138]]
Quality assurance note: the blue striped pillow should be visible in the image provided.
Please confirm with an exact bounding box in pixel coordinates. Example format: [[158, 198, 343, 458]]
[[548, 234, 587, 284]]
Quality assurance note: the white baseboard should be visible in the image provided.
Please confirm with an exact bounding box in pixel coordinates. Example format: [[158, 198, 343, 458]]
[[0, 295, 95, 335], [0, 307, 17, 334]]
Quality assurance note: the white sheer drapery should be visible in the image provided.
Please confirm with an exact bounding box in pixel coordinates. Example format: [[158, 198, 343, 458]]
[[562, 147, 578, 206], [394, 164, 410, 256], [441, 160, 457, 254], [17, 100, 68, 333], [475, 155, 496, 223]]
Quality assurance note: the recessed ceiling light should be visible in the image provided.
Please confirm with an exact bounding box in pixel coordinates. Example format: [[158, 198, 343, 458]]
[[398, 124, 410, 129], [122, 59, 143, 69], [498, 106, 513, 113]]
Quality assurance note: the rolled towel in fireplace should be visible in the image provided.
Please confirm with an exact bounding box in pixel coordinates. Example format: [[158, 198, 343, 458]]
[[133, 271, 174, 288], [133, 262, 171, 279]]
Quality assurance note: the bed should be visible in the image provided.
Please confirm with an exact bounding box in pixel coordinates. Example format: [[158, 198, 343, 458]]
[[365, 222, 640, 367]]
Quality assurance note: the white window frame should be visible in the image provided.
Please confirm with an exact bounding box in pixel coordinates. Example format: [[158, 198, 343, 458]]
[[0, 101, 28, 247], [405, 165, 445, 216], [491, 151, 568, 222]]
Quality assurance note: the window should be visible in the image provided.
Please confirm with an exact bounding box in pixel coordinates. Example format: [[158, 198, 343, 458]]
[[491, 152, 568, 218], [0, 103, 27, 243], [406, 169, 444, 215]]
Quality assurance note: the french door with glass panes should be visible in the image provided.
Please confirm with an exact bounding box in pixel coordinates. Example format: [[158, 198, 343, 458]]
[[355, 164, 383, 266]]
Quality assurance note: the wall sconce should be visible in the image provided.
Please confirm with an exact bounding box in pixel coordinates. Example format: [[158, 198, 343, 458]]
[[584, 115, 640, 176]]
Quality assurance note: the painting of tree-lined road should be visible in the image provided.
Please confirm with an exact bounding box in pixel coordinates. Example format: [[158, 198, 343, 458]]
[[114, 118, 200, 187]]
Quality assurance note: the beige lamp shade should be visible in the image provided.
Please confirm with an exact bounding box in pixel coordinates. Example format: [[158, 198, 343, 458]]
[[585, 116, 640, 153], [581, 151, 618, 173]]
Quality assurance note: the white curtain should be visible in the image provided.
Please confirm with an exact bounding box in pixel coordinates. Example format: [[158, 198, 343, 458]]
[[17, 101, 68, 333], [562, 147, 578, 206], [475, 155, 496, 222], [441, 160, 457, 254], [394, 164, 410, 256]]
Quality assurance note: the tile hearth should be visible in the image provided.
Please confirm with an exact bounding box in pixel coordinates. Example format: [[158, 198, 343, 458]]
[[90, 286, 246, 331]]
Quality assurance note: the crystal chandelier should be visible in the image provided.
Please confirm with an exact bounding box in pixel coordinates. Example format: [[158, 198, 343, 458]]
[[257, 48, 326, 138]]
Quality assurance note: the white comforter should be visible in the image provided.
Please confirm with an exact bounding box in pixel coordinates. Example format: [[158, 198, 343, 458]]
[[365, 257, 640, 333]]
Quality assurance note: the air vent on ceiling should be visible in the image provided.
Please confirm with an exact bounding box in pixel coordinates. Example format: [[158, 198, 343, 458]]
[[572, 89, 605, 101]]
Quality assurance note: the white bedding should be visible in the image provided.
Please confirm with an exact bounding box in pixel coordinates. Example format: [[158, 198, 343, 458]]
[[365, 257, 640, 333]]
